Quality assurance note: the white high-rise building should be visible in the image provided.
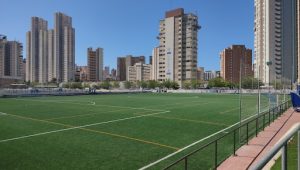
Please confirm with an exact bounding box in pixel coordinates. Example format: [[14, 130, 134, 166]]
[[26, 17, 48, 83], [254, 0, 299, 85], [54, 12, 75, 82], [155, 8, 200, 86]]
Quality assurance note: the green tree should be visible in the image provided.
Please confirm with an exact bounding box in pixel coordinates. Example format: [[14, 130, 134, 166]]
[[147, 80, 159, 89], [100, 81, 111, 90], [112, 81, 120, 88], [191, 80, 201, 89], [241, 76, 264, 89], [171, 81, 180, 90], [208, 77, 227, 88], [162, 79, 172, 89], [183, 81, 191, 89], [124, 81, 132, 89]]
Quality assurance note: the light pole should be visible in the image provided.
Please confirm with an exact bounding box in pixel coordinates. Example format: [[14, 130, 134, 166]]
[[267, 61, 272, 109]]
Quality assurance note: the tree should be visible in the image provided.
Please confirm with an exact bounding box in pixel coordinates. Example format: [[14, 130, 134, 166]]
[[191, 80, 201, 89], [162, 79, 172, 89], [147, 80, 159, 89], [171, 81, 180, 90], [241, 76, 264, 89], [124, 81, 132, 89], [140, 81, 147, 89], [70, 82, 82, 89], [100, 81, 111, 90], [183, 81, 191, 89], [112, 81, 120, 89], [208, 77, 227, 88]]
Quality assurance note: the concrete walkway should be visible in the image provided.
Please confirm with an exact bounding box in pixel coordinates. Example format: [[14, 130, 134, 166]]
[[218, 108, 299, 170]]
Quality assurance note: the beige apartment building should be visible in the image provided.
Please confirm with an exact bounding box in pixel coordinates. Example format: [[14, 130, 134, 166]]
[[220, 45, 253, 84], [117, 55, 145, 81], [127, 63, 152, 82], [155, 8, 200, 86], [87, 48, 103, 82]]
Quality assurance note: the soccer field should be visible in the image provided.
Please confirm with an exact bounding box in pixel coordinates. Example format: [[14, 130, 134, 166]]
[[0, 93, 270, 169]]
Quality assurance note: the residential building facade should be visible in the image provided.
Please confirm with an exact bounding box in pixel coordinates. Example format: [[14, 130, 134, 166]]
[[26, 17, 48, 83], [127, 63, 152, 82], [54, 12, 75, 82], [155, 8, 200, 85], [117, 55, 145, 81], [220, 45, 253, 84], [254, 0, 299, 85], [87, 48, 103, 82], [0, 35, 24, 87]]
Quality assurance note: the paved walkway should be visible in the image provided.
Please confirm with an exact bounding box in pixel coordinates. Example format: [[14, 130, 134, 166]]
[[218, 108, 300, 170]]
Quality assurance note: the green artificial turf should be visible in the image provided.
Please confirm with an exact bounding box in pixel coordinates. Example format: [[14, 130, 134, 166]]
[[0, 93, 277, 169]]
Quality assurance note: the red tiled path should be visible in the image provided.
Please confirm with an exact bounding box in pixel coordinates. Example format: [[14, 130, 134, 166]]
[[218, 108, 300, 170]]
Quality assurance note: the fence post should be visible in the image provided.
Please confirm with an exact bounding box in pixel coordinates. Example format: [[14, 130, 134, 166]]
[[298, 130, 300, 170], [215, 140, 218, 169], [282, 144, 287, 170], [247, 123, 249, 145], [263, 113, 265, 130], [269, 109, 271, 126], [184, 157, 188, 170], [234, 130, 236, 156], [256, 118, 258, 137]]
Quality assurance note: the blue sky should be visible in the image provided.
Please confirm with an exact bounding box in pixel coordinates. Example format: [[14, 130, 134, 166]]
[[0, 0, 254, 71]]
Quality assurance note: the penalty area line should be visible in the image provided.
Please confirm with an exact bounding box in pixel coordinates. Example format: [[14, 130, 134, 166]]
[[0, 110, 171, 143]]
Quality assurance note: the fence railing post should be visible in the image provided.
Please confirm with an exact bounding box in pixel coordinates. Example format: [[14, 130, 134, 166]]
[[233, 129, 236, 156], [298, 130, 300, 170], [215, 140, 218, 169], [282, 143, 287, 170], [184, 157, 188, 170], [256, 118, 258, 137], [246, 123, 249, 145], [269, 109, 271, 126]]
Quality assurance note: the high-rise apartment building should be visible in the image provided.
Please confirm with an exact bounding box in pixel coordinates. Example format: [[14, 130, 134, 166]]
[[54, 12, 75, 82], [220, 45, 253, 84], [254, 0, 299, 85], [26, 17, 48, 83], [0, 35, 23, 79], [197, 67, 204, 81], [26, 12, 75, 83], [127, 63, 152, 82], [117, 55, 145, 81], [155, 8, 200, 85], [103, 66, 110, 80], [87, 48, 103, 82], [151, 47, 159, 81]]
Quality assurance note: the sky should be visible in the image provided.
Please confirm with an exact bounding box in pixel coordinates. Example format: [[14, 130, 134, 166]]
[[0, 0, 254, 71]]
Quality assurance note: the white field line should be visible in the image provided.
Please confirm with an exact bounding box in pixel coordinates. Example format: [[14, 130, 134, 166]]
[[139, 113, 260, 170], [0, 110, 170, 143], [0, 112, 7, 115], [13, 98, 166, 112]]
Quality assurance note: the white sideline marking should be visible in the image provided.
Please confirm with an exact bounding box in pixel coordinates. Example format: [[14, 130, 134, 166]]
[[0, 110, 170, 143], [139, 113, 259, 170], [13, 98, 166, 112], [0, 112, 7, 115]]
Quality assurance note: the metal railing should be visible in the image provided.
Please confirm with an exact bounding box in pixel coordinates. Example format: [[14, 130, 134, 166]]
[[250, 123, 300, 170], [163, 101, 291, 170]]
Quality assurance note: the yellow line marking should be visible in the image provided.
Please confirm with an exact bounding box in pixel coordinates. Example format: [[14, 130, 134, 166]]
[[45, 108, 129, 121], [6, 113, 179, 150]]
